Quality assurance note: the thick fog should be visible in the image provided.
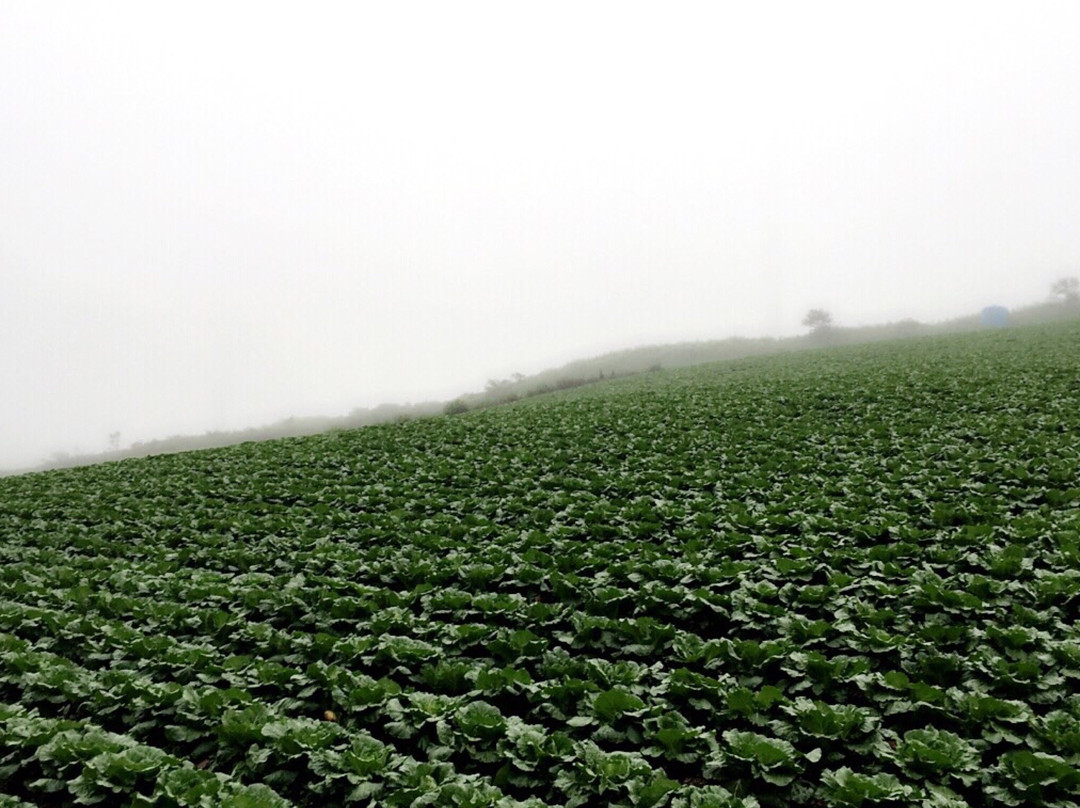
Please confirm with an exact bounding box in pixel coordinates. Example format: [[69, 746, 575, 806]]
[[2, 2, 1079, 470]]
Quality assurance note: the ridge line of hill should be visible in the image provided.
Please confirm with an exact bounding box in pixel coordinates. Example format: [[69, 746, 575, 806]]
[[6, 298, 1078, 476]]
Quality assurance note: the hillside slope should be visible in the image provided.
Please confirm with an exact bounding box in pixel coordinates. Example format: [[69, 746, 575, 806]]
[[1, 320, 1079, 806], [11, 298, 1078, 476]]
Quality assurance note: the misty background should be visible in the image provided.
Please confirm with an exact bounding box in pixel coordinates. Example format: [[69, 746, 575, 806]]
[[2, 2, 1079, 471]]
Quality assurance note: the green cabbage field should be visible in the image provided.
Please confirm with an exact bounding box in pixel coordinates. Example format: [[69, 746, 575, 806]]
[[2, 321, 1080, 807]]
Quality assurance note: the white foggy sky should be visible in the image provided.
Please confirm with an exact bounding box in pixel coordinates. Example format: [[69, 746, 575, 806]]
[[2, 2, 1079, 468]]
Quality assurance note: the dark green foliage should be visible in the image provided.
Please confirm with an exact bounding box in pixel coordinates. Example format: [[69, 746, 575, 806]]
[[2, 322, 1080, 806], [444, 399, 470, 416]]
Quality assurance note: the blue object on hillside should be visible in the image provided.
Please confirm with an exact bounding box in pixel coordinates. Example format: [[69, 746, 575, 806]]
[[981, 305, 1010, 328]]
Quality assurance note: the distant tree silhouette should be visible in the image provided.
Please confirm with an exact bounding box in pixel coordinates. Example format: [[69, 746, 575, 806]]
[[802, 309, 834, 334], [1050, 276, 1079, 303]]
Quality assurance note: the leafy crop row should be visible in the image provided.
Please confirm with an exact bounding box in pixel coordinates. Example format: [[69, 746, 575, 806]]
[[2, 322, 1080, 806]]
